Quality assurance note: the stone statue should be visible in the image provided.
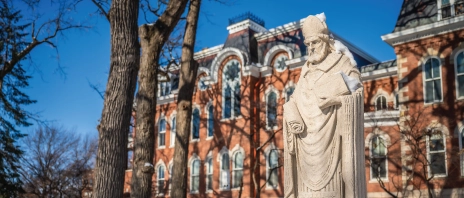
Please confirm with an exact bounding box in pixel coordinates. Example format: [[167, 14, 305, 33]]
[[283, 13, 366, 198]]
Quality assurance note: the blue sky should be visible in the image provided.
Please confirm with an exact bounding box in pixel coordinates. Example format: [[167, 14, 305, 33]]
[[20, 0, 403, 136]]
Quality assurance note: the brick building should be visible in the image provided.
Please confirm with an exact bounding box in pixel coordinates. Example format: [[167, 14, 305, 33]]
[[124, 1, 464, 197]]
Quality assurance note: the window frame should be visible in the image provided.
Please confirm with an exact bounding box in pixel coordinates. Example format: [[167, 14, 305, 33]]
[[158, 116, 166, 149], [170, 112, 177, 148], [375, 95, 388, 111], [426, 129, 448, 178], [265, 87, 279, 130], [458, 125, 464, 177], [206, 103, 214, 140], [155, 161, 166, 196], [191, 106, 201, 142], [189, 154, 201, 194], [369, 135, 388, 181], [217, 147, 230, 191], [231, 151, 244, 189], [422, 57, 444, 104], [272, 53, 289, 73], [221, 59, 241, 120], [205, 154, 213, 193], [454, 49, 464, 100], [264, 143, 280, 189]]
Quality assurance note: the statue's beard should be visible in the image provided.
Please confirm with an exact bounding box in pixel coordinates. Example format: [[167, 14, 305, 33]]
[[307, 43, 329, 64]]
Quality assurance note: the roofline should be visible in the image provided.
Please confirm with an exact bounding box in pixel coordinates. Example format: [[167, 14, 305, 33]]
[[255, 18, 379, 63], [381, 15, 464, 46], [193, 44, 223, 60]]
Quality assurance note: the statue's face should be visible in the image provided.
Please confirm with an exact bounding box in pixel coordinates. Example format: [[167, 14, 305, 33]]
[[305, 36, 328, 64]]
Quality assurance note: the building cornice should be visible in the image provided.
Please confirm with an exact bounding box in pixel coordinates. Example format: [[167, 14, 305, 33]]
[[226, 19, 267, 34], [361, 66, 398, 81], [382, 15, 464, 46], [255, 18, 305, 41], [193, 44, 223, 60]]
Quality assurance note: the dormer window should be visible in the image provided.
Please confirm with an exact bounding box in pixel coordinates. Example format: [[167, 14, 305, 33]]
[[442, 0, 452, 18], [456, 0, 464, 15], [439, 0, 464, 19]]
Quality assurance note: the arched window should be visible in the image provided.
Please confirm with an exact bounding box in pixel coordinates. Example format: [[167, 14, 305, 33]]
[[207, 105, 214, 138], [170, 116, 176, 147], [222, 59, 241, 119], [375, 95, 387, 111], [192, 108, 200, 141], [190, 158, 200, 193], [423, 58, 442, 103], [220, 152, 230, 190], [427, 129, 447, 176], [268, 149, 279, 188], [286, 86, 295, 102], [158, 118, 166, 148], [370, 135, 387, 180], [273, 54, 288, 72], [267, 92, 278, 129], [455, 51, 464, 98], [232, 151, 244, 189], [206, 157, 213, 192], [157, 165, 165, 195]]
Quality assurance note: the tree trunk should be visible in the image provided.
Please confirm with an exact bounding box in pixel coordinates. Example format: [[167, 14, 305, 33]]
[[131, 1, 188, 197], [94, 0, 140, 198], [170, 0, 201, 197]]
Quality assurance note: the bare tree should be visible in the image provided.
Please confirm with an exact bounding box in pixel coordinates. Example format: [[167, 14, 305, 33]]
[[170, 0, 201, 197], [90, 0, 140, 197], [132, 0, 188, 197], [20, 125, 97, 198]]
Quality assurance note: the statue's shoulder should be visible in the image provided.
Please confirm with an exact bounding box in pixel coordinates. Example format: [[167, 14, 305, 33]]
[[338, 54, 361, 77]]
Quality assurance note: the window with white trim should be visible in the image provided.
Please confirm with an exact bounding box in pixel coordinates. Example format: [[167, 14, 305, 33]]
[[192, 108, 200, 141], [170, 116, 176, 147], [375, 95, 387, 111], [220, 152, 230, 190], [273, 54, 288, 72], [159, 82, 171, 97], [455, 51, 464, 98], [232, 151, 244, 189], [267, 91, 278, 129], [427, 129, 447, 176], [267, 149, 279, 188], [459, 127, 464, 176], [423, 58, 443, 103], [206, 157, 213, 192], [222, 59, 241, 119], [158, 118, 166, 148], [370, 135, 387, 180], [207, 105, 214, 138], [190, 158, 200, 193], [156, 165, 165, 195]]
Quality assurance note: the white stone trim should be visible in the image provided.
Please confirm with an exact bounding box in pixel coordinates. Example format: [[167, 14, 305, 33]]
[[194, 44, 223, 60], [382, 14, 464, 46], [227, 19, 267, 34], [361, 65, 398, 81], [364, 110, 400, 127], [210, 47, 247, 84], [169, 111, 177, 148], [263, 45, 294, 67]]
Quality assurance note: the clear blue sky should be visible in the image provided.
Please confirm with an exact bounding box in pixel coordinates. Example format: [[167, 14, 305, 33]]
[[21, 0, 403, 136]]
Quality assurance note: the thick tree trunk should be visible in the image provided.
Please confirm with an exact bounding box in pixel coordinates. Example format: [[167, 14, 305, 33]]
[[170, 0, 201, 197], [131, 1, 188, 197], [94, 0, 140, 198]]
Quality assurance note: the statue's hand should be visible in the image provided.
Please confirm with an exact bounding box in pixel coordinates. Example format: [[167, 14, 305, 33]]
[[318, 96, 342, 109]]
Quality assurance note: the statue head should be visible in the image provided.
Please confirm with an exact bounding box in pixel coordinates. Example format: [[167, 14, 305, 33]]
[[302, 13, 331, 64]]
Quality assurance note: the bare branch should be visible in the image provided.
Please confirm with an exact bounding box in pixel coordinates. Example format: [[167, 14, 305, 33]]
[[91, 0, 110, 22]]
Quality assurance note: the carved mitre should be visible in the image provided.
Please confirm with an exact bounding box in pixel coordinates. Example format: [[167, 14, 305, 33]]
[[302, 13, 329, 41]]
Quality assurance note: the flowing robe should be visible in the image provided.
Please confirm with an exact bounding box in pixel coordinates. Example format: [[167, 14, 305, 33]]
[[283, 52, 366, 198]]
